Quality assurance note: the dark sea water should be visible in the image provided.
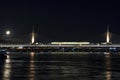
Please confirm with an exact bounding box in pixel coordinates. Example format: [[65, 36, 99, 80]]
[[0, 52, 120, 80]]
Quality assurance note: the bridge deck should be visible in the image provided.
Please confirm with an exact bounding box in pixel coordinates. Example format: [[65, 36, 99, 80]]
[[0, 44, 120, 48]]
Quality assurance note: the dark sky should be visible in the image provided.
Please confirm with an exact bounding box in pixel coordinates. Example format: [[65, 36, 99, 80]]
[[0, 0, 120, 42]]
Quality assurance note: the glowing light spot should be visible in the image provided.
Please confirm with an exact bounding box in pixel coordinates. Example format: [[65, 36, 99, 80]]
[[6, 30, 10, 35]]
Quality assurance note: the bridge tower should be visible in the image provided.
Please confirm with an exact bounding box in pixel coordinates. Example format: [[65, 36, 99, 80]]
[[106, 26, 111, 44], [31, 27, 35, 44]]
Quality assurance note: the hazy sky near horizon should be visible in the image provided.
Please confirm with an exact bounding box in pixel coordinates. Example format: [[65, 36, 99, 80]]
[[0, 0, 120, 42]]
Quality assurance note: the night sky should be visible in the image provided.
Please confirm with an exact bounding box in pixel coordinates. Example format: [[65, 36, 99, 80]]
[[0, 0, 120, 42]]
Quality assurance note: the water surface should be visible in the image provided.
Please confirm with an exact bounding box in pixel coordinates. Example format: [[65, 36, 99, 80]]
[[0, 52, 120, 80]]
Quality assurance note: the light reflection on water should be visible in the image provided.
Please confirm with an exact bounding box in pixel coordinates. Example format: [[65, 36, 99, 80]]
[[0, 52, 120, 80], [29, 52, 35, 80], [105, 53, 111, 80], [3, 55, 11, 80]]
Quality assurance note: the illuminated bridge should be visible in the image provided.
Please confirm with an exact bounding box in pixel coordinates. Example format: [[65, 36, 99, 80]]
[[0, 44, 120, 48], [1, 27, 120, 52], [0, 44, 120, 52]]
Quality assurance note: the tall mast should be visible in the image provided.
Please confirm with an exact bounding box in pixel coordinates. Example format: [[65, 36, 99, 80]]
[[31, 27, 35, 44], [106, 25, 110, 43]]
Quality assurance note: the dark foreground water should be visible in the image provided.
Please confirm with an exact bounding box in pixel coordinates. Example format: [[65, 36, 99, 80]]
[[0, 52, 120, 80]]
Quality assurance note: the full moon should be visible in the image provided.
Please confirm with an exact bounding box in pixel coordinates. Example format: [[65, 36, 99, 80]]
[[6, 30, 11, 35]]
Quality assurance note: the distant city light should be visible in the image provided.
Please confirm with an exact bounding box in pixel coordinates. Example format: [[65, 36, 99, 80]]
[[6, 30, 11, 35]]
